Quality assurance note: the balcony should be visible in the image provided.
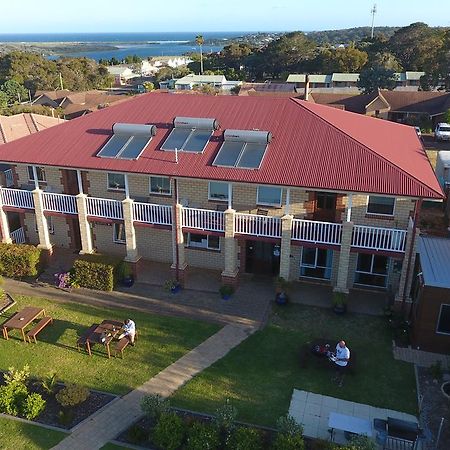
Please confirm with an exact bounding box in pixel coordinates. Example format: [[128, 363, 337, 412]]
[[235, 213, 281, 238], [86, 197, 123, 220], [133, 201, 172, 226], [182, 207, 224, 232], [292, 219, 342, 245], [352, 225, 407, 253], [0, 188, 34, 209], [42, 192, 78, 215]]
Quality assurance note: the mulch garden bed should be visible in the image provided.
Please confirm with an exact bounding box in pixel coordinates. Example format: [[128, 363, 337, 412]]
[[0, 292, 16, 315], [417, 366, 450, 450]]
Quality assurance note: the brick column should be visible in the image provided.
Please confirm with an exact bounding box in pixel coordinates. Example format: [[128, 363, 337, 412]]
[[76, 193, 93, 255], [221, 208, 239, 286], [0, 190, 12, 243], [171, 203, 187, 286], [122, 198, 139, 263], [334, 221, 353, 293], [32, 188, 52, 253], [279, 214, 293, 280]]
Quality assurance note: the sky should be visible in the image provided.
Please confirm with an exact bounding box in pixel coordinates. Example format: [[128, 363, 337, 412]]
[[1, 0, 449, 33]]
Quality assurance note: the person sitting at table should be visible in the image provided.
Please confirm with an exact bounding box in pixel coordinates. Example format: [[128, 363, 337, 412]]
[[118, 318, 136, 345], [331, 340, 350, 387]]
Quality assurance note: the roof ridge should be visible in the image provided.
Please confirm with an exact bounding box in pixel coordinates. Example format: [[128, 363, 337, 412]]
[[291, 98, 443, 198]]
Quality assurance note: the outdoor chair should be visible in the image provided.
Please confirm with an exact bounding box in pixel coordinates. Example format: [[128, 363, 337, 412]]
[[76, 323, 99, 352]]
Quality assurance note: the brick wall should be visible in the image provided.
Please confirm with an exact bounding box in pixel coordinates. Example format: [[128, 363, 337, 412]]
[[23, 212, 70, 247], [185, 240, 225, 270], [92, 222, 127, 257], [15, 164, 64, 192], [135, 226, 173, 263]]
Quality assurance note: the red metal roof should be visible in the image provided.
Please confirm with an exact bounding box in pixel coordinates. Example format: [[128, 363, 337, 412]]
[[0, 93, 442, 199]]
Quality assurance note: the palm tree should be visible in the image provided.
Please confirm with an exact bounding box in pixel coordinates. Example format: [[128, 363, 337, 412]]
[[195, 34, 204, 75]]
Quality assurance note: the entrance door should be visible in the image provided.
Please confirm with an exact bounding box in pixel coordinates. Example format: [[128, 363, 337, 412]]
[[68, 218, 82, 251], [313, 193, 337, 222], [63, 170, 81, 195], [245, 240, 280, 275]]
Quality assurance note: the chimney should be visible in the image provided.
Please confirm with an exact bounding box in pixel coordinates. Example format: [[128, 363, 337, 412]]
[[304, 74, 310, 101]]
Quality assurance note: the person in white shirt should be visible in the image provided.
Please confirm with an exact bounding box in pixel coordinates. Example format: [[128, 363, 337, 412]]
[[332, 340, 350, 386], [119, 318, 136, 345]]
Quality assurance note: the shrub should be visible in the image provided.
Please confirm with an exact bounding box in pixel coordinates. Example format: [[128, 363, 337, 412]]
[[215, 398, 238, 433], [226, 427, 263, 450], [0, 382, 28, 416], [272, 433, 305, 450], [21, 393, 46, 420], [126, 424, 148, 444], [152, 412, 185, 450], [4, 365, 30, 385], [341, 435, 376, 450], [0, 243, 41, 278], [40, 372, 57, 395], [140, 394, 170, 420], [429, 360, 443, 381], [276, 415, 303, 436], [55, 384, 89, 407], [72, 254, 122, 291], [186, 422, 220, 450], [58, 409, 74, 426]]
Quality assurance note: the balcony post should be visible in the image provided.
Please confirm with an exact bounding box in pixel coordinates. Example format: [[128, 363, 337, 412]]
[[279, 214, 293, 280], [32, 188, 52, 253], [334, 221, 353, 293], [221, 208, 239, 286], [122, 198, 139, 263], [76, 193, 93, 254], [171, 203, 187, 286], [0, 189, 12, 244]]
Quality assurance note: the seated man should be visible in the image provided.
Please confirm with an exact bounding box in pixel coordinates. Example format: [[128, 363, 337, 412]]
[[118, 318, 136, 345], [331, 340, 350, 387]]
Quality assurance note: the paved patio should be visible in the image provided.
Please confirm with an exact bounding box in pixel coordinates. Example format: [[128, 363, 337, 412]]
[[288, 389, 418, 445]]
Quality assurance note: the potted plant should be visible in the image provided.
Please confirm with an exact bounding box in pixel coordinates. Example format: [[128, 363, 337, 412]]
[[164, 279, 181, 294], [120, 262, 134, 287], [219, 284, 234, 300], [332, 292, 347, 314], [275, 276, 289, 305]]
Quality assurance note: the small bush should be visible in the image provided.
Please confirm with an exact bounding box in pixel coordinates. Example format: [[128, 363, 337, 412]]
[[40, 372, 57, 395], [152, 412, 185, 450], [215, 399, 238, 434], [72, 254, 122, 291], [58, 408, 74, 426], [429, 360, 443, 381], [126, 424, 148, 444], [0, 382, 28, 416], [226, 427, 263, 450], [140, 394, 170, 420], [21, 393, 46, 420], [341, 435, 376, 450], [272, 433, 305, 450], [4, 365, 30, 385], [186, 422, 220, 450], [0, 243, 42, 278], [276, 415, 303, 436], [55, 384, 89, 407]]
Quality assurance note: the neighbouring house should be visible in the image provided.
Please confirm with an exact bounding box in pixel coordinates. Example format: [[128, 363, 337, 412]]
[[238, 82, 299, 97], [395, 72, 425, 90], [410, 236, 450, 353], [286, 74, 332, 89], [0, 94, 442, 306], [106, 66, 138, 85], [174, 74, 242, 91], [32, 90, 132, 119]]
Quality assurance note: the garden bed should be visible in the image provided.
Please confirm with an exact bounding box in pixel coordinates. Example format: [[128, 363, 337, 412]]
[[0, 292, 16, 315]]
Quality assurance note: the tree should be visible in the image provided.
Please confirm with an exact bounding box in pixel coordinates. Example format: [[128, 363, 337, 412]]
[[195, 35, 204, 74], [318, 45, 368, 73], [367, 51, 402, 71], [143, 81, 154, 92], [357, 66, 397, 93], [0, 79, 28, 104], [420, 29, 450, 91], [0, 91, 7, 108], [219, 43, 254, 71]]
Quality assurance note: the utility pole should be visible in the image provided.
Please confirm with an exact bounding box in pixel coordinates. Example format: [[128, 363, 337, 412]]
[[59, 72, 64, 91], [370, 3, 377, 39]]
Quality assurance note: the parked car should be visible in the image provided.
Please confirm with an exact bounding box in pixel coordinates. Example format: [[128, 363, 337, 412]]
[[414, 126, 422, 138], [435, 123, 450, 141]]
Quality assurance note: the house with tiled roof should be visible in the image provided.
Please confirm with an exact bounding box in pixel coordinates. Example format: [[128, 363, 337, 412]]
[[0, 93, 442, 304]]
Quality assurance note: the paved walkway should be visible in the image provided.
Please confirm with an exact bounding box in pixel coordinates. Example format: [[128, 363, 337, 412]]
[[288, 389, 418, 445], [51, 323, 254, 450], [393, 344, 450, 369]]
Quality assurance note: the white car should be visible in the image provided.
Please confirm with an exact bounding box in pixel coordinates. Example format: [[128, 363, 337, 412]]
[[414, 126, 422, 138], [435, 123, 450, 141]]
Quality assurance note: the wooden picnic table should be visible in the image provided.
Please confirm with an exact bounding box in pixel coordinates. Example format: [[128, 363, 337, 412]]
[[2, 307, 46, 342], [85, 320, 123, 359]]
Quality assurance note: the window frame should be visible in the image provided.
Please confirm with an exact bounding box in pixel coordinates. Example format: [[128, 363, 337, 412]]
[[27, 166, 46, 183], [107, 172, 126, 192], [185, 232, 220, 251], [256, 185, 282, 207], [366, 196, 396, 216], [300, 248, 333, 280], [112, 222, 126, 244], [436, 304, 450, 335], [208, 181, 229, 202], [149, 176, 171, 196], [354, 253, 390, 288]]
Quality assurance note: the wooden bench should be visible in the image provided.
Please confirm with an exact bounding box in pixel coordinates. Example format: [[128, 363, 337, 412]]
[[26, 317, 53, 343], [115, 337, 130, 358], [76, 323, 99, 351]]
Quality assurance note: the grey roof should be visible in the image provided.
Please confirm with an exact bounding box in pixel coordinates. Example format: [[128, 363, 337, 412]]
[[418, 236, 450, 289]]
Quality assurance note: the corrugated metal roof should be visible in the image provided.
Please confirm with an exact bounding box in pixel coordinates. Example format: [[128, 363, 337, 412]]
[[0, 93, 443, 199], [405, 71, 425, 81], [331, 73, 360, 82], [175, 75, 226, 85], [419, 236, 450, 288]]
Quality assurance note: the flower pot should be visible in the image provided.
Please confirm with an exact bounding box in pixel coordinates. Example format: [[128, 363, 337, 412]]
[[171, 285, 181, 294], [275, 292, 288, 305], [221, 294, 231, 300], [441, 381, 450, 399], [121, 276, 134, 288], [333, 304, 347, 314]]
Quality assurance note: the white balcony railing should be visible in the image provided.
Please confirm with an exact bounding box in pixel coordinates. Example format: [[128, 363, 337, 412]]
[[292, 219, 342, 245], [133, 202, 172, 226], [42, 192, 78, 215], [352, 225, 407, 252], [86, 197, 123, 220], [235, 213, 281, 238], [10, 227, 25, 244], [4, 169, 14, 187], [0, 188, 34, 209], [182, 207, 224, 232]]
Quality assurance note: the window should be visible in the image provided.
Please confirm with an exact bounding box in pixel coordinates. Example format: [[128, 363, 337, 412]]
[[257, 186, 282, 206], [367, 196, 395, 216], [107, 173, 126, 191], [355, 253, 389, 287], [35, 216, 54, 234], [150, 176, 171, 195], [186, 233, 220, 251], [437, 304, 450, 335], [316, 193, 336, 210], [27, 166, 46, 183], [208, 182, 229, 201], [113, 223, 126, 243], [300, 248, 333, 279]]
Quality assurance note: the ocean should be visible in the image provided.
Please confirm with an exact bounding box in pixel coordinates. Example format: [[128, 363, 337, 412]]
[[0, 32, 248, 60]]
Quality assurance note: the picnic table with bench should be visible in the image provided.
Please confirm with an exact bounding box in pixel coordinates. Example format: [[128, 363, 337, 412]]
[[81, 320, 124, 359], [2, 307, 52, 343]]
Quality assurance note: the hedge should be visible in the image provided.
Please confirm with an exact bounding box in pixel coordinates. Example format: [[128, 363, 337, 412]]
[[0, 243, 42, 278], [72, 254, 122, 291]]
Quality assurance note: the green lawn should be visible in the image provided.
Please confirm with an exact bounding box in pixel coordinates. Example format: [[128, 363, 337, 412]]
[[172, 304, 417, 427], [0, 416, 66, 450], [0, 295, 219, 394]]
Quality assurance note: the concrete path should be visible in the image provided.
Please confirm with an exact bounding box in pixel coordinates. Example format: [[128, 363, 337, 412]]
[[51, 323, 254, 450], [288, 389, 418, 445], [393, 344, 450, 369]]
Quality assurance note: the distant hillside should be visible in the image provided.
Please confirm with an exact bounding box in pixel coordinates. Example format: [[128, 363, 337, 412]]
[[305, 27, 399, 44]]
